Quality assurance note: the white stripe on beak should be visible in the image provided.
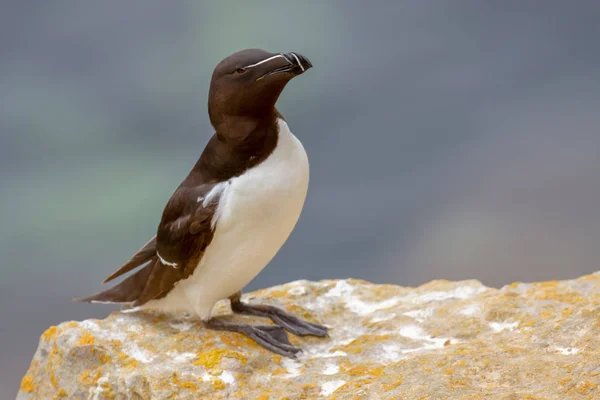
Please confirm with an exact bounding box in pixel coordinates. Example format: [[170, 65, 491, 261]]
[[290, 53, 304, 72], [243, 54, 288, 69]]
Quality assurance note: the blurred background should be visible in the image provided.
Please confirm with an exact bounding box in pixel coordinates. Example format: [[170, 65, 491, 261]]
[[2, 1, 600, 394]]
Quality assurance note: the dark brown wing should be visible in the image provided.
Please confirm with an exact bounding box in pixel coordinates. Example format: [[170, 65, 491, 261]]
[[74, 181, 224, 306], [133, 182, 222, 305]]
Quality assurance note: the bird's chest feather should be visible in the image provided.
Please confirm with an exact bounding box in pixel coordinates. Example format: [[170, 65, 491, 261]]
[[215, 119, 309, 231]]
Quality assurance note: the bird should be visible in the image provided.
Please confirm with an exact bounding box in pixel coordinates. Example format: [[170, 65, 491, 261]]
[[74, 49, 328, 358]]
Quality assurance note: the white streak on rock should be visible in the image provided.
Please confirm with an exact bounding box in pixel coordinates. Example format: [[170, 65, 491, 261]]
[[553, 346, 580, 355], [459, 304, 481, 316], [288, 286, 306, 296], [404, 307, 433, 322], [323, 364, 339, 375], [371, 313, 397, 323], [220, 370, 235, 384], [412, 285, 486, 303], [128, 344, 153, 363], [399, 325, 453, 353], [168, 351, 196, 362], [381, 343, 403, 362], [489, 321, 518, 332], [282, 358, 302, 378], [347, 296, 401, 316], [325, 281, 354, 297], [320, 380, 347, 396]]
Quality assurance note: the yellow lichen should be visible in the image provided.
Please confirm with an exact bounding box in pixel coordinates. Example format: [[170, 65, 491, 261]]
[[77, 368, 103, 386], [42, 326, 58, 342], [265, 289, 288, 298], [97, 351, 111, 364], [116, 351, 139, 369], [194, 348, 247, 370], [77, 369, 91, 384], [52, 388, 67, 399], [382, 378, 404, 390], [507, 282, 521, 289], [271, 368, 287, 375], [171, 374, 199, 391], [561, 307, 574, 318], [345, 365, 385, 378], [219, 332, 259, 349], [212, 378, 226, 390], [559, 377, 573, 386], [577, 274, 599, 282], [50, 371, 58, 387], [76, 331, 96, 346], [20, 375, 35, 393], [575, 380, 598, 395]]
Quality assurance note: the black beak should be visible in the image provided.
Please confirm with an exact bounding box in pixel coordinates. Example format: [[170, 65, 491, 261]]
[[256, 52, 313, 81], [282, 52, 313, 72]]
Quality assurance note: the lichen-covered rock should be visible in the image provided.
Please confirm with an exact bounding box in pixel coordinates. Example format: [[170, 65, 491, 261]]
[[18, 272, 600, 399]]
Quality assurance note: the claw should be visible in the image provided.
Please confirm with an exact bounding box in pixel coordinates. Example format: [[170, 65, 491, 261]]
[[203, 318, 301, 358], [230, 300, 329, 337]]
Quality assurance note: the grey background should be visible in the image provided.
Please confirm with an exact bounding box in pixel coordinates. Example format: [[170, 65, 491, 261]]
[[2, 1, 600, 395]]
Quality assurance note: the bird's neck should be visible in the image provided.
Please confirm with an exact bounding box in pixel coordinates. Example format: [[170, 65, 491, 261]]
[[187, 110, 281, 183]]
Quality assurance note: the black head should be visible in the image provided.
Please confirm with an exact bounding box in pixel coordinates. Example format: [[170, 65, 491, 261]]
[[208, 48, 312, 131]]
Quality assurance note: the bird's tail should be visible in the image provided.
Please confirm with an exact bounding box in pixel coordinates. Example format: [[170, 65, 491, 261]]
[[73, 257, 156, 304], [102, 236, 157, 283]]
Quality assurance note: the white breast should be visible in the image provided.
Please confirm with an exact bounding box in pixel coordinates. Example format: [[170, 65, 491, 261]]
[[144, 118, 310, 319]]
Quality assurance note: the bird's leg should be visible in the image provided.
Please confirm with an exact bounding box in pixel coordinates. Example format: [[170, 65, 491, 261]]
[[202, 317, 301, 358], [229, 292, 328, 337]]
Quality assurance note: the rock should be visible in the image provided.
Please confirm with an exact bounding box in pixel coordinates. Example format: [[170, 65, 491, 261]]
[[17, 272, 600, 399]]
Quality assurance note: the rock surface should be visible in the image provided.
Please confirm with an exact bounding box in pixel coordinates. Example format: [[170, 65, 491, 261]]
[[18, 272, 600, 399]]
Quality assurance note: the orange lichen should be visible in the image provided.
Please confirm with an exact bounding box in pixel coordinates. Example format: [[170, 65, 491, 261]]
[[76, 331, 96, 346], [50, 371, 58, 387], [212, 378, 226, 390], [77, 369, 91, 384], [265, 290, 288, 298], [575, 380, 598, 395], [219, 332, 259, 349], [42, 326, 58, 342], [52, 388, 67, 399], [382, 378, 404, 391], [171, 374, 199, 391], [116, 351, 139, 369], [561, 307, 574, 318], [20, 375, 35, 393], [577, 274, 599, 282], [77, 367, 103, 385], [345, 365, 385, 378], [507, 282, 521, 289], [559, 377, 573, 386], [336, 333, 396, 354], [271, 368, 287, 375], [97, 351, 111, 364]]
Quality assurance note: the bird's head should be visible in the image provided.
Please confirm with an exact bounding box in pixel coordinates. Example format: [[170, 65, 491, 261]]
[[208, 48, 312, 131]]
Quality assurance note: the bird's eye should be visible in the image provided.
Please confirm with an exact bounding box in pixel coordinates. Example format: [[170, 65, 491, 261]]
[[235, 67, 246, 74]]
